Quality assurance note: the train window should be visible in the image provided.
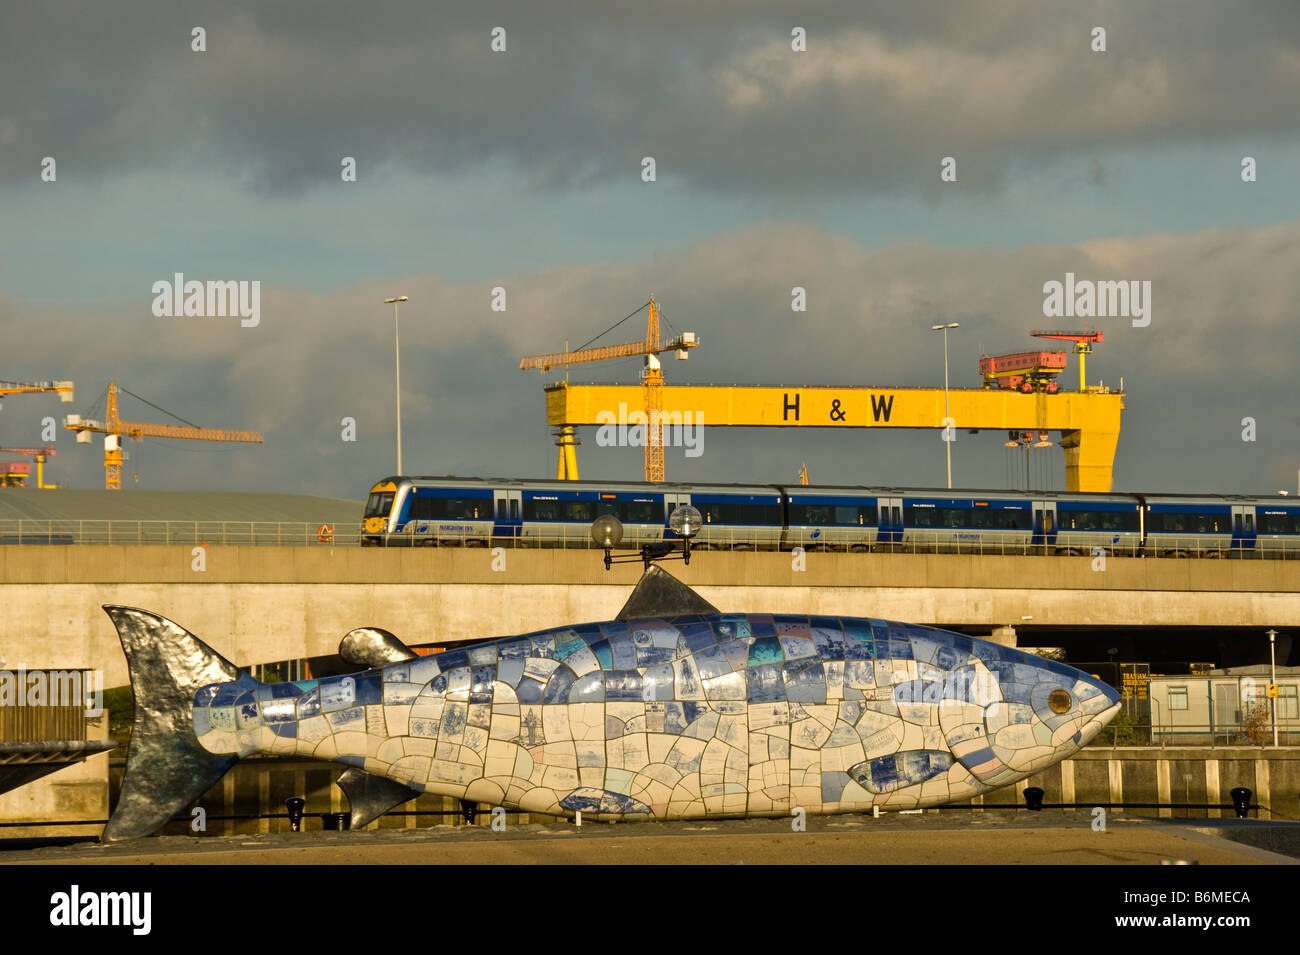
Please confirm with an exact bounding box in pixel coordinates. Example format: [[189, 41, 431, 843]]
[[364, 492, 394, 518], [1244, 514, 1254, 533], [1233, 514, 1242, 533], [1259, 513, 1296, 534], [624, 501, 658, 524], [510, 499, 519, 521], [407, 496, 488, 520], [834, 506, 861, 525], [892, 506, 901, 526], [498, 500, 507, 521], [1152, 512, 1226, 533], [524, 500, 558, 521], [1061, 510, 1138, 532], [697, 501, 780, 525], [1043, 512, 1054, 533], [790, 505, 870, 526], [565, 501, 596, 522]]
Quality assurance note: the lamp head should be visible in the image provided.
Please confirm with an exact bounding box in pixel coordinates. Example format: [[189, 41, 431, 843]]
[[669, 504, 702, 539], [591, 515, 624, 548]]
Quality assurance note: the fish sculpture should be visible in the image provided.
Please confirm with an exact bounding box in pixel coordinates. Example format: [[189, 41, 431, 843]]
[[101, 567, 1121, 840]]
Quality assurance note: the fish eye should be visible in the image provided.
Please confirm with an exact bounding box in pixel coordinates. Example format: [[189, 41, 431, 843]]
[[1048, 689, 1072, 714]]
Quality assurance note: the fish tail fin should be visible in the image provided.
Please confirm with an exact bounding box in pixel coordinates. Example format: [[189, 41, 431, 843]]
[[101, 606, 242, 842]]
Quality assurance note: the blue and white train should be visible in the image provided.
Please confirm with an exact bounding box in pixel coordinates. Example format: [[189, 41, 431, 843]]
[[361, 476, 1300, 558]]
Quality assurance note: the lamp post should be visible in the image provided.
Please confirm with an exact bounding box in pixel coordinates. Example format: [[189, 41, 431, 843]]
[[1267, 629, 1278, 747], [931, 322, 959, 489], [384, 296, 408, 474]]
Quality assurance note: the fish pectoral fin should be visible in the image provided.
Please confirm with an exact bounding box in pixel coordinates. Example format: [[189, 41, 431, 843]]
[[615, 565, 719, 621], [847, 750, 954, 795], [339, 627, 419, 666], [337, 767, 421, 829]]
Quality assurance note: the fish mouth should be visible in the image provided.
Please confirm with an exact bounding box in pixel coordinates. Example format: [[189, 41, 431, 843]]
[[1077, 698, 1123, 748]]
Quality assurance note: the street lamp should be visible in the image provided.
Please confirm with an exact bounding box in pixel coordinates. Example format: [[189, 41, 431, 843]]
[[931, 323, 960, 489], [384, 296, 409, 474], [1266, 629, 1278, 747]]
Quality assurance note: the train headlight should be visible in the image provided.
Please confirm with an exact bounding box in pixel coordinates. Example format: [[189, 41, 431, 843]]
[[669, 505, 702, 540]]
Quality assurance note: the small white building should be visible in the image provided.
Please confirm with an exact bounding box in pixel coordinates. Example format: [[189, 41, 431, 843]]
[[1148, 665, 1300, 745]]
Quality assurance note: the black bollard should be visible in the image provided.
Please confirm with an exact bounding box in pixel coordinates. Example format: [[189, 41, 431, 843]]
[[285, 796, 306, 832], [1229, 787, 1252, 819], [1023, 786, 1045, 811], [460, 799, 478, 825], [320, 812, 339, 831]]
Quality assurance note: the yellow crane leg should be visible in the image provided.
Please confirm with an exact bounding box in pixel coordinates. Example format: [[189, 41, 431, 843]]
[[1060, 427, 1118, 493], [554, 426, 580, 480]]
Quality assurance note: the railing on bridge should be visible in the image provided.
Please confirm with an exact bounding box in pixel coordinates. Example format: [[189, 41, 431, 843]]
[[1, 521, 1298, 557], [0, 521, 365, 547]]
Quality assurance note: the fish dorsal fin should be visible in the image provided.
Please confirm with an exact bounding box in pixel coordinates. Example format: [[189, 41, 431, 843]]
[[339, 627, 419, 667], [616, 565, 718, 621]]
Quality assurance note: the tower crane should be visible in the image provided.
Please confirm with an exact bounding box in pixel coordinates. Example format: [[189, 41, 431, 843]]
[[63, 381, 263, 489], [519, 297, 698, 482], [0, 447, 57, 488], [0, 379, 74, 411], [1032, 328, 1104, 392]]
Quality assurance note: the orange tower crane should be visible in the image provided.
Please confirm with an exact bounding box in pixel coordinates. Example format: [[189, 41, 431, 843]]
[[519, 297, 698, 482], [0, 379, 74, 409], [1032, 328, 1104, 392], [0, 447, 57, 488], [63, 381, 263, 489]]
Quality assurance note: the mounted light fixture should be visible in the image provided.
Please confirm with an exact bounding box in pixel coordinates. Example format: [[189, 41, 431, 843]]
[[595, 505, 700, 570]]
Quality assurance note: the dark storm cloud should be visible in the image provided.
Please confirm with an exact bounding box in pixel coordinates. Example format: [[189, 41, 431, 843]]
[[2, 221, 1296, 495], [2, 1, 1298, 194]]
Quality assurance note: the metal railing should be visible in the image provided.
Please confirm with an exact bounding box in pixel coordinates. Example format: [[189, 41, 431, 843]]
[[0, 520, 365, 546], [2, 520, 1299, 557], [1094, 720, 1300, 748]]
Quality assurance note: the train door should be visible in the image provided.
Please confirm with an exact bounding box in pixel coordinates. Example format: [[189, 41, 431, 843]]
[[492, 489, 522, 538], [877, 497, 902, 545], [1230, 505, 1257, 553], [1031, 500, 1058, 548]]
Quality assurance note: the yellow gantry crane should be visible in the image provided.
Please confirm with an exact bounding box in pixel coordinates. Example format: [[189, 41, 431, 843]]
[[64, 381, 263, 489], [519, 297, 698, 481]]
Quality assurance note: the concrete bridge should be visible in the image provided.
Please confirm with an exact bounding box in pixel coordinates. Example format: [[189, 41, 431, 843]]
[[2, 545, 1298, 685]]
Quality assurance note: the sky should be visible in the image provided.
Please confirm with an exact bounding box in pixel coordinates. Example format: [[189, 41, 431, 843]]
[[2, 1, 1299, 499]]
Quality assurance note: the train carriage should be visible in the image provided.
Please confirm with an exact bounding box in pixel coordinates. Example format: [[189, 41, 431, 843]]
[[363, 477, 495, 545], [1143, 496, 1255, 557]]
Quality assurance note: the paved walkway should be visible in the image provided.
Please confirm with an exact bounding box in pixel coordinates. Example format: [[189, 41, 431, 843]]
[[3, 813, 1296, 865]]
